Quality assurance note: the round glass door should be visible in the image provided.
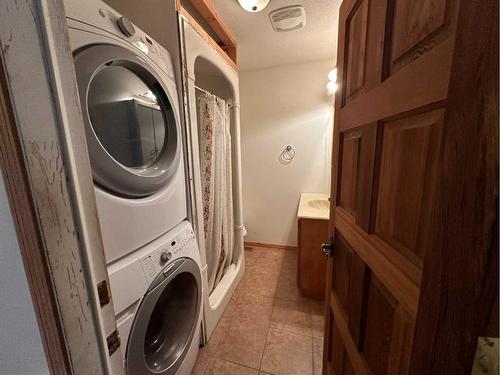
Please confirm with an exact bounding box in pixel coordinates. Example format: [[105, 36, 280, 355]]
[[144, 272, 198, 372], [74, 44, 181, 197], [88, 65, 167, 169], [126, 258, 201, 375]]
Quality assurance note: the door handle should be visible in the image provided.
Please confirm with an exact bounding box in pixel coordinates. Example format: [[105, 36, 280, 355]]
[[321, 241, 334, 258]]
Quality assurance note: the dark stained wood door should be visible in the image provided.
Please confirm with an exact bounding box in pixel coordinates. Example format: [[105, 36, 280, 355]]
[[323, 0, 498, 374]]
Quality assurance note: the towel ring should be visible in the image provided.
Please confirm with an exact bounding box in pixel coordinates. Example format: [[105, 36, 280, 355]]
[[279, 145, 295, 165]]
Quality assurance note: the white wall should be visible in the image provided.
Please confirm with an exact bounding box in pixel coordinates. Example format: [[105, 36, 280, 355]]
[[240, 59, 334, 247], [0, 172, 49, 375]]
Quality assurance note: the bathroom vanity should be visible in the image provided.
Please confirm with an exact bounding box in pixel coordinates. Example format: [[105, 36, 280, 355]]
[[297, 193, 330, 300]]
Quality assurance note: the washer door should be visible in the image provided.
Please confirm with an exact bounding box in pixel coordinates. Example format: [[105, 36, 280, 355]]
[[126, 258, 202, 375], [74, 44, 180, 197]]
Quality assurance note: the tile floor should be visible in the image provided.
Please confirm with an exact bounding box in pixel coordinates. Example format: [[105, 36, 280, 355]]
[[193, 246, 325, 375]]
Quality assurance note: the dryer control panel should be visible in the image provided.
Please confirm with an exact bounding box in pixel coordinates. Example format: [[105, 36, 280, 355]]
[[64, 0, 175, 81], [139, 222, 197, 285]]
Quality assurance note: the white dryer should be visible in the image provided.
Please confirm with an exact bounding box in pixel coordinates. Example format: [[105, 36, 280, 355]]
[[108, 220, 203, 374], [65, 0, 187, 263]]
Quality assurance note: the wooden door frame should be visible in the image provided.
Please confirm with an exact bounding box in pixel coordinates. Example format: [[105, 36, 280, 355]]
[[410, 0, 499, 373], [0, 1, 124, 373]]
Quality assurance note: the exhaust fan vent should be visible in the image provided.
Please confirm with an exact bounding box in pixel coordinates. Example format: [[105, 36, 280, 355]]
[[269, 5, 306, 32]]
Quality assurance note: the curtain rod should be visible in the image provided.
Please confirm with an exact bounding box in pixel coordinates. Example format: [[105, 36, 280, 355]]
[[194, 84, 214, 96], [194, 84, 226, 100], [194, 84, 233, 108]]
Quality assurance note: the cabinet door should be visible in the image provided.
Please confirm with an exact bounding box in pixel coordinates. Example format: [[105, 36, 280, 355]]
[[298, 219, 329, 300]]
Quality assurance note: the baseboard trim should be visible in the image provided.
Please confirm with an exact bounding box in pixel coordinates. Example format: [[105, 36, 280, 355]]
[[244, 241, 297, 251]]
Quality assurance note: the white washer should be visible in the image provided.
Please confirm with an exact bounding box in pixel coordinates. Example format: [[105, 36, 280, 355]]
[[65, 0, 187, 264], [108, 221, 203, 374]]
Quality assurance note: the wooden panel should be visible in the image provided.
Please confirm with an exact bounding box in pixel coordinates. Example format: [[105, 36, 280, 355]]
[[362, 276, 398, 375], [375, 109, 444, 266], [342, 0, 389, 106], [388, 307, 415, 375], [392, 0, 447, 60], [332, 234, 353, 315], [338, 123, 378, 231], [347, 254, 370, 348], [345, 0, 369, 100], [386, 0, 458, 76], [298, 218, 329, 300], [332, 318, 346, 375], [338, 130, 361, 216], [329, 291, 370, 375], [344, 356, 356, 375]]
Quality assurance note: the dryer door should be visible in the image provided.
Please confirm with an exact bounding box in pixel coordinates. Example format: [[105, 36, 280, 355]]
[[126, 258, 202, 375], [74, 44, 181, 197]]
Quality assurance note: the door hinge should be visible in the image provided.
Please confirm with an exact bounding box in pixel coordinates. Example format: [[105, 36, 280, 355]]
[[106, 330, 121, 356], [97, 280, 110, 307], [321, 240, 335, 258]]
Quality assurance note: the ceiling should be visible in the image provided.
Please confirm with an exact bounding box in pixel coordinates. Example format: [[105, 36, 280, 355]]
[[209, 0, 342, 71]]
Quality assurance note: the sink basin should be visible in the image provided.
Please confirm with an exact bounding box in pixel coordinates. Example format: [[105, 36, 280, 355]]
[[298, 193, 330, 220], [307, 199, 329, 210]]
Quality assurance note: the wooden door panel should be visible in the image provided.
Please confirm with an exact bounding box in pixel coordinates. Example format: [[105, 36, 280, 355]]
[[332, 234, 353, 316], [347, 253, 370, 348], [362, 276, 398, 375], [343, 0, 388, 106], [388, 307, 415, 374], [386, 0, 458, 76], [338, 131, 361, 217], [391, 0, 447, 60], [332, 319, 346, 375], [345, 0, 368, 101], [338, 123, 378, 231], [374, 109, 444, 266]]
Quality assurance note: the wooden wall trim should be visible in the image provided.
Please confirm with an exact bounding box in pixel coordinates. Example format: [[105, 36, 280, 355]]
[[179, 5, 238, 72], [244, 241, 298, 251], [0, 0, 123, 373], [410, 0, 499, 373], [184, 0, 237, 61]]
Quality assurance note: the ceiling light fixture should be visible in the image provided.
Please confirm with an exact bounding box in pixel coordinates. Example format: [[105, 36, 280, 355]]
[[237, 0, 271, 13]]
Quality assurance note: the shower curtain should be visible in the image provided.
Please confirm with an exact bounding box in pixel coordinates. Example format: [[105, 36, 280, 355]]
[[197, 91, 234, 293]]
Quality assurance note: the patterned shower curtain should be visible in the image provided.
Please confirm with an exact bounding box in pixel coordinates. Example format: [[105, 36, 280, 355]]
[[197, 91, 234, 293]]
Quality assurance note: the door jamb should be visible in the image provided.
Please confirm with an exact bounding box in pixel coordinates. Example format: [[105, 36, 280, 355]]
[[0, 1, 123, 373]]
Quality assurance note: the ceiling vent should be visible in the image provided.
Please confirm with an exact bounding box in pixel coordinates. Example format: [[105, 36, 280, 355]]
[[269, 5, 306, 32]]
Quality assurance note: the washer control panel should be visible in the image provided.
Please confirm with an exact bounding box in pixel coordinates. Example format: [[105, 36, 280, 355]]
[[139, 223, 196, 284]]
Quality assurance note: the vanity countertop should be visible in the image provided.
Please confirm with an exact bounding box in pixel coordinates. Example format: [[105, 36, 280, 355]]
[[297, 193, 330, 220]]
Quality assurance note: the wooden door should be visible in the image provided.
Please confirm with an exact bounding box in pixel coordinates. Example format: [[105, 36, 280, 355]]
[[323, 0, 498, 374]]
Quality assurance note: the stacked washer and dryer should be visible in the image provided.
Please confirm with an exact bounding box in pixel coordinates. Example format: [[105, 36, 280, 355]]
[[64, 0, 203, 374]]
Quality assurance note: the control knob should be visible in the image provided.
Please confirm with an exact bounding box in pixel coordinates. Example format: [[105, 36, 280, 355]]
[[117, 16, 135, 37], [160, 251, 172, 265]]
